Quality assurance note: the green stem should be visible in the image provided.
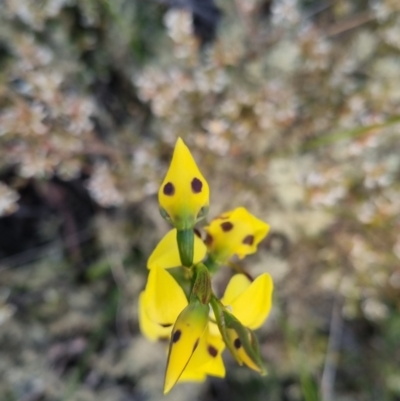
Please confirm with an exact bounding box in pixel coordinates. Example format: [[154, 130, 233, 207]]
[[177, 229, 194, 267], [210, 296, 242, 364]]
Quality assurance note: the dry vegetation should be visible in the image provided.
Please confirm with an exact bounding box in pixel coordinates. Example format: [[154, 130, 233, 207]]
[[0, 1, 400, 400]]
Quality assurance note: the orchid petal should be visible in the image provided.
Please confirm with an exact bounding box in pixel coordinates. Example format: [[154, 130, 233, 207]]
[[143, 267, 187, 326], [179, 328, 226, 382], [222, 274, 252, 305], [138, 292, 171, 341], [224, 273, 273, 330]]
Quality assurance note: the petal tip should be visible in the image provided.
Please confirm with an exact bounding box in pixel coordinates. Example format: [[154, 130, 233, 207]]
[[163, 378, 175, 395]]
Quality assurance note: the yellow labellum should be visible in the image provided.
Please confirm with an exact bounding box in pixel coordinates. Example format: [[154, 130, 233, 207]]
[[178, 329, 226, 382]]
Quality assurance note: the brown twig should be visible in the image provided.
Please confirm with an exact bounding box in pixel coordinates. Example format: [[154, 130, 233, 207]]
[[326, 11, 374, 37]]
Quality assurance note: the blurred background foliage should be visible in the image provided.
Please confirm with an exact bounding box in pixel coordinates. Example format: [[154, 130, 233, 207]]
[[0, 0, 400, 400]]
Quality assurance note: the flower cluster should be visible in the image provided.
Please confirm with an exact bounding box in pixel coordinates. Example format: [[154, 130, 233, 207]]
[[139, 138, 273, 394]]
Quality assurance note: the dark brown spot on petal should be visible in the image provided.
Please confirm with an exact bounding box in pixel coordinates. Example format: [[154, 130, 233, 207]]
[[194, 228, 202, 239], [207, 345, 218, 357], [221, 222, 233, 232], [242, 235, 254, 245], [234, 338, 241, 349], [163, 182, 175, 196], [160, 323, 173, 328], [193, 338, 200, 352], [191, 178, 203, 193], [172, 330, 181, 343], [205, 233, 213, 246]]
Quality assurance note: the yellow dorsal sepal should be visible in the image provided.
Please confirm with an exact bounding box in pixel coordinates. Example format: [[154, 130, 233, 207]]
[[158, 138, 210, 230]]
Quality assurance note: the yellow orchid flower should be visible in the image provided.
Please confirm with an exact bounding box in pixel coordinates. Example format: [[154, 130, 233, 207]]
[[158, 138, 210, 267], [138, 266, 227, 393], [158, 137, 210, 231], [139, 267, 273, 391], [147, 228, 207, 269], [204, 207, 270, 264], [143, 134, 275, 393]]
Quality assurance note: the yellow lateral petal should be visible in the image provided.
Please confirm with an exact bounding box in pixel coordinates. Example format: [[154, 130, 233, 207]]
[[143, 267, 188, 326], [138, 292, 171, 341], [158, 138, 210, 230], [147, 228, 207, 269], [221, 274, 251, 305], [164, 301, 209, 394], [228, 273, 274, 330]]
